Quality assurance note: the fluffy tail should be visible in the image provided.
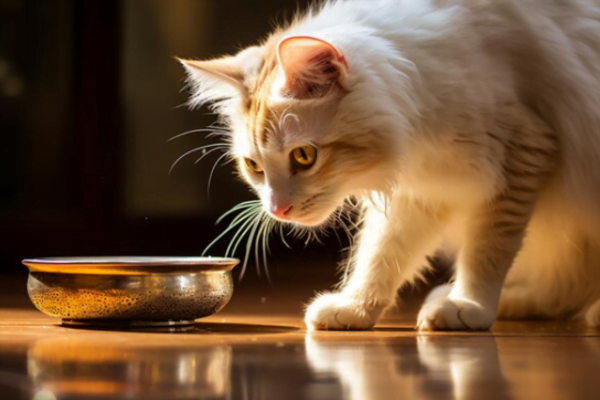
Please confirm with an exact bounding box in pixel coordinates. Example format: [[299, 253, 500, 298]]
[[584, 298, 600, 327]]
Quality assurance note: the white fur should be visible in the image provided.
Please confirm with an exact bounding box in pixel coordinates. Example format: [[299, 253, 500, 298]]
[[182, 0, 600, 330]]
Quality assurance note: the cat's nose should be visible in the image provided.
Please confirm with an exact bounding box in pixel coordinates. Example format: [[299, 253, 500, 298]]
[[270, 204, 293, 219]]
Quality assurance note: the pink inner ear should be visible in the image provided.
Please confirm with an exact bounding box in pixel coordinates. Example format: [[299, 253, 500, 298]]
[[277, 36, 348, 99]]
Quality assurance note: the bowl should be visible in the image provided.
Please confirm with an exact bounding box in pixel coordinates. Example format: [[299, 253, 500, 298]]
[[22, 256, 239, 327]]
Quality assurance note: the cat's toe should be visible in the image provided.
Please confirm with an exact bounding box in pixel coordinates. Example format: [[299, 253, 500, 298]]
[[417, 295, 495, 331], [304, 293, 380, 331]]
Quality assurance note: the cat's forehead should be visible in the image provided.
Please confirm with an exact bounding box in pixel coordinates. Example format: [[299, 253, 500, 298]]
[[241, 69, 301, 153], [233, 36, 326, 155], [235, 92, 330, 157], [239, 101, 301, 155]]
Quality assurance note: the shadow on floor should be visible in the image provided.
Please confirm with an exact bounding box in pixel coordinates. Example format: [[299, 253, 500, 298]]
[[62, 321, 299, 334]]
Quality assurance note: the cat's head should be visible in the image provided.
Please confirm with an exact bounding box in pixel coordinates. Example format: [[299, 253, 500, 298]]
[[180, 35, 399, 227]]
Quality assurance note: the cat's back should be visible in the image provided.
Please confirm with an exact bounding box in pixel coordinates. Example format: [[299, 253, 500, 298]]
[[301, 0, 600, 38]]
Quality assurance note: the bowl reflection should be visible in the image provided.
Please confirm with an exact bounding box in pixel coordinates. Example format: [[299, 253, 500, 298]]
[[27, 337, 231, 399]]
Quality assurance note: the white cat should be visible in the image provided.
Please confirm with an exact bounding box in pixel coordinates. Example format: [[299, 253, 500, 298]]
[[180, 0, 600, 330]]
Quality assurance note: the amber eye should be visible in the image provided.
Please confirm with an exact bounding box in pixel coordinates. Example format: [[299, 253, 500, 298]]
[[291, 145, 318, 169], [244, 158, 263, 173]]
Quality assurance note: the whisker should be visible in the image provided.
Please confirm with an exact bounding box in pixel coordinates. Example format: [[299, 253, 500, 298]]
[[216, 200, 261, 225], [239, 213, 263, 281], [229, 217, 256, 261], [205, 131, 229, 140], [169, 144, 225, 175], [194, 147, 226, 165], [203, 205, 259, 256], [207, 152, 231, 201], [254, 214, 272, 281], [254, 216, 264, 277], [261, 216, 273, 285], [266, 218, 275, 254], [279, 224, 292, 249], [168, 128, 228, 142], [225, 208, 261, 257], [228, 207, 263, 262]]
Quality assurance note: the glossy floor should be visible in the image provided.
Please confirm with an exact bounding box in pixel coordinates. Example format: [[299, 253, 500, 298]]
[[1, 307, 600, 400]]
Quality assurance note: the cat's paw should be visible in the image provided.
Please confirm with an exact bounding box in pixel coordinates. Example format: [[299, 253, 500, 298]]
[[304, 292, 382, 331], [417, 289, 495, 331]]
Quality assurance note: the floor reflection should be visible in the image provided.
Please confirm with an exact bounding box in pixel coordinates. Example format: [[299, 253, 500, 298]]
[[23, 333, 327, 400], [3, 321, 599, 400], [306, 335, 510, 400], [28, 337, 232, 399], [305, 333, 600, 400]]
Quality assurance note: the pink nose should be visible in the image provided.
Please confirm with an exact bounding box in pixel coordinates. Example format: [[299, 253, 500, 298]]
[[270, 204, 293, 219]]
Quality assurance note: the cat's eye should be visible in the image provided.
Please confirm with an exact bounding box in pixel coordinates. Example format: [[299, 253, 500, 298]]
[[244, 158, 263, 173], [291, 145, 318, 169]]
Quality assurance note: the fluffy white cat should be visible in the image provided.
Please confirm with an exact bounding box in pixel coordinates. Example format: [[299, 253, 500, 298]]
[[180, 0, 600, 330]]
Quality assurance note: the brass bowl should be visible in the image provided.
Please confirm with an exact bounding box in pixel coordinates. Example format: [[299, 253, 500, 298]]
[[23, 257, 239, 327]]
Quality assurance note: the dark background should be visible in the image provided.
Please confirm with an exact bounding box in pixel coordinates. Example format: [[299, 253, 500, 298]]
[[0, 0, 349, 284]]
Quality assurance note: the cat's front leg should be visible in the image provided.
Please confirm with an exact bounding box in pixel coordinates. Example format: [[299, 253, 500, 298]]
[[417, 192, 537, 331], [305, 197, 444, 331]]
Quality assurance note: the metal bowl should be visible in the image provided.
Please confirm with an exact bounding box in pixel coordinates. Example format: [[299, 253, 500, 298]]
[[23, 257, 239, 327]]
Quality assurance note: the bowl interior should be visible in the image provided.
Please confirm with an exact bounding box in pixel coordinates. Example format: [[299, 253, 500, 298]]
[[22, 256, 239, 275]]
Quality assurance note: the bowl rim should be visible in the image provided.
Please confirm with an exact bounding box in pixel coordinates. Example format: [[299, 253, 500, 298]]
[[22, 256, 239, 275]]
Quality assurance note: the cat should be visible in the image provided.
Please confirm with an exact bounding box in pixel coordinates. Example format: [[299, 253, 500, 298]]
[[179, 0, 600, 330]]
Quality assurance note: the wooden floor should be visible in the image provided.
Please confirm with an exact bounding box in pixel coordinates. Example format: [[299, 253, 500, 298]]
[[1, 274, 600, 400]]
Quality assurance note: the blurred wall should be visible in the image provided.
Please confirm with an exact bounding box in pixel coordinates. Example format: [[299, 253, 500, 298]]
[[120, 0, 311, 218], [0, 0, 341, 276], [122, 0, 215, 217]]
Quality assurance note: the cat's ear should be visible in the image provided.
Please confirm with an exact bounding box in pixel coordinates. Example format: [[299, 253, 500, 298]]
[[277, 36, 349, 100], [178, 46, 263, 108]]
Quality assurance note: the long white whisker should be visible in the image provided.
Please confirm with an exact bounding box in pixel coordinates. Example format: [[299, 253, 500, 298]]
[[168, 128, 228, 142], [255, 214, 272, 280], [226, 209, 261, 257], [229, 207, 263, 259], [266, 218, 275, 254], [229, 218, 256, 260], [169, 145, 224, 175], [239, 213, 263, 281], [279, 224, 292, 249], [203, 206, 259, 256], [216, 200, 261, 225], [207, 152, 230, 201], [254, 216, 265, 277], [262, 218, 273, 284], [194, 147, 226, 165]]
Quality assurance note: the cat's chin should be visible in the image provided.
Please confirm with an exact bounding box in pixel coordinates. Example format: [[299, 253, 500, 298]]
[[286, 209, 338, 228], [289, 216, 329, 228]]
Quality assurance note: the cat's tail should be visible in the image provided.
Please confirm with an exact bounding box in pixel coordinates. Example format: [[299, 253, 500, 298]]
[[584, 298, 600, 327]]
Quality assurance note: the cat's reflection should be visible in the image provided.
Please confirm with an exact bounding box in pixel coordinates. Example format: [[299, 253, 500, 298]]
[[27, 336, 231, 399], [305, 334, 511, 400]]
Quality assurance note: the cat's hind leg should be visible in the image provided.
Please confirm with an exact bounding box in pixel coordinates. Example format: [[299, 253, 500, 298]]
[[416, 187, 537, 331], [417, 110, 558, 331], [497, 205, 600, 324]]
